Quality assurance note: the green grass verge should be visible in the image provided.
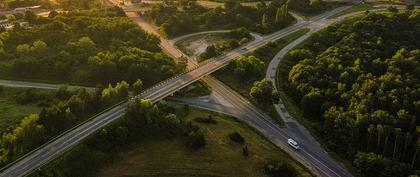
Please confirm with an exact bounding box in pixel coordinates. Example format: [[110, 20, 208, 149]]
[[0, 87, 55, 131], [39, 106, 312, 177], [213, 28, 310, 126], [175, 32, 252, 62], [96, 108, 313, 177]]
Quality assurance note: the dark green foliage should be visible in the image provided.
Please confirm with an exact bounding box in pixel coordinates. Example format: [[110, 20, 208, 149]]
[[228, 132, 245, 144], [250, 79, 279, 105], [288, 0, 333, 14], [183, 104, 190, 116], [144, 0, 294, 37], [387, 6, 398, 13], [200, 45, 219, 59], [282, 11, 420, 175], [14, 89, 51, 105], [264, 160, 297, 177], [0, 8, 184, 86], [4, 0, 52, 9], [0, 84, 128, 167], [353, 152, 412, 177], [132, 79, 143, 95], [31, 143, 108, 177], [186, 130, 206, 149], [242, 145, 249, 157], [232, 55, 265, 78], [194, 115, 217, 124], [227, 27, 251, 39], [55, 85, 73, 100]]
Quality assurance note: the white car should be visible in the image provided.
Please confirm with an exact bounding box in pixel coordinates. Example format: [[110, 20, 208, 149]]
[[287, 138, 300, 150]]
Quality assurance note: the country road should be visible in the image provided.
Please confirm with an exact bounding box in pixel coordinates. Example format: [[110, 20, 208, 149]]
[[0, 4, 356, 177]]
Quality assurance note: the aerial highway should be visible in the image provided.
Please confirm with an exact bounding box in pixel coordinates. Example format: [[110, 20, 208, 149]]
[[0, 4, 354, 177]]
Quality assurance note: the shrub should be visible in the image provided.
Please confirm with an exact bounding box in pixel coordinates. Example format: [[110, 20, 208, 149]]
[[186, 130, 206, 149], [242, 145, 249, 157], [194, 115, 217, 124], [15, 89, 38, 104], [264, 161, 296, 177], [228, 132, 245, 144], [200, 45, 219, 59]]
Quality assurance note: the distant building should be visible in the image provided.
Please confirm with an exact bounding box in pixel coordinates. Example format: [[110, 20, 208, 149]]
[[0, 19, 13, 30], [0, 19, 30, 30]]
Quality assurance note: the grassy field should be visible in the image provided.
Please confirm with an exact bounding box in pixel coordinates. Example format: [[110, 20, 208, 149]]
[[175, 32, 252, 62], [0, 87, 53, 131], [175, 33, 226, 57], [95, 108, 313, 177], [34, 105, 313, 177], [213, 28, 310, 126]]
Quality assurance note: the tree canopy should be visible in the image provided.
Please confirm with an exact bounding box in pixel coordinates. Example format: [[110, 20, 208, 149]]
[[144, 0, 294, 37], [0, 8, 185, 86], [284, 11, 420, 176]]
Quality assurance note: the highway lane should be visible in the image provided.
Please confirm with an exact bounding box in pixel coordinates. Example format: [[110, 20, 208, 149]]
[[135, 6, 352, 103], [0, 103, 128, 177], [200, 76, 352, 177], [0, 5, 353, 177]]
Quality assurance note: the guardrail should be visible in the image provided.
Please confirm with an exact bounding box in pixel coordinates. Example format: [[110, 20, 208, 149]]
[[0, 7, 345, 173], [0, 98, 129, 173]]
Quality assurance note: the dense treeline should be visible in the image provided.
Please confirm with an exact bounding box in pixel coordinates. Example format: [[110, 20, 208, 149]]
[[0, 8, 185, 86], [1, 0, 52, 9], [144, 0, 294, 37], [1, 0, 103, 10], [31, 99, 207, 176], [283, 10, 420, 176], [288, 0, 333, 14], [0, 82, 130, 167]]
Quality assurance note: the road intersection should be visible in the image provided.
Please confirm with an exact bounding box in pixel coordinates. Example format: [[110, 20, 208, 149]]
[[0, 4, 361, 177]]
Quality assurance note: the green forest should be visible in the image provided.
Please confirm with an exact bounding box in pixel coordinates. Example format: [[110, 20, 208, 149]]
[[144, 0, 294, 37], [0, 82, 131, 168], [281, 10, 420, 177], [0, 7, 185, 86], [1, 0, 104, 10]]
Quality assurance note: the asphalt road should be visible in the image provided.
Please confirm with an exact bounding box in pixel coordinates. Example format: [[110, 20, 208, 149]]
[[173, 76, 353, 177], [0, 5, 354, 177]]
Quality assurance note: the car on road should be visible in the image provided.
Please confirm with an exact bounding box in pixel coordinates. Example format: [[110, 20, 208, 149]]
[[287, 138, 300, 150]]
